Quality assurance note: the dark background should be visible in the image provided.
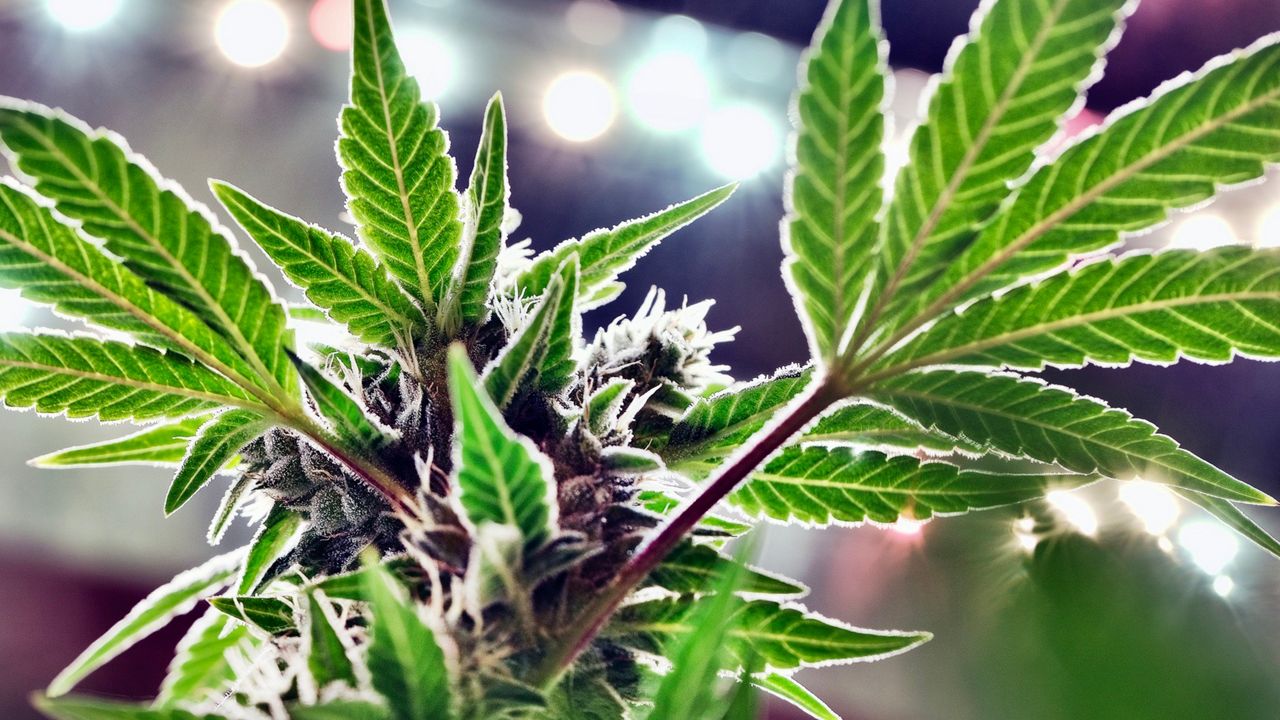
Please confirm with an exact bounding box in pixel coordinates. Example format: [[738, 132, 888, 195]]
[[1, 0, 1279, 718]]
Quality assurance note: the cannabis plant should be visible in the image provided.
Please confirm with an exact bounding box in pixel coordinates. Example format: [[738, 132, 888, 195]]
[[6, 0, 1280, 717]]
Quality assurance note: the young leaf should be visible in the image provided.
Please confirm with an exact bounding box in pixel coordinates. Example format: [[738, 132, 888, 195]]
[[47, 550, 242, 697], [165, 410, 265, 515], [290, 353, 391, 448], [308, 557, 418, 601], [483, 258, 577, 407], [237, 504, 303, 594], [584, 377, 635, 436], [31, 416, 210, 468], [876, 0, 1131, 319], [0, 181, 268, 396], [211, 181, 427, 347], [513, 184, 735, 304], [915, 35, 1280, 316], [33, 695, 219, 720], [340, 0, 461, 311], [752, 674, 840, 720], [305, 592, 358, 688], [207, 596, 296, 635], [362, 559, 455, 720], [1176, 490, 1280, 559], [444, 92, 508, 331], [645, 541, 807, 598], [782, 0, 887, 363], [607, 597, 930, 670], [156, 609, 252, 707], [802, 403, 981, 456], [449, 346, 557, 547], [873, 371, 1275, 504], [0, 102, 292, 394], [713, 446, 1084, 527], [879, 248, 1280, 375], [207, 471, 255, 545], [664, 366, 813, 462]]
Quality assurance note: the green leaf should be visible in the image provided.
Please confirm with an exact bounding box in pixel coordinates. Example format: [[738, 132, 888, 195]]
[[876, 0, 1131, 321], [514, 184, 735, 305], [290, 702, 391, 720], [664, 366, 813, 463], [46, 550, 242, 697], [646, 541, 807, 598], [916, 35, 1280, 316], [449, 346, 557, 547], [715, 446, 1082, 527], [308, 557, 418, 601], [165, 409, 265, 515], [782, 0, 887, 363], [484, 258, 577, 408], [1177, 490, 1280, 559], [363, 558, 455, 720], [584, 377, 634, 436], [340, 0, 461, 311], [606, 597, 930, 670], [802, 402, 981, 455], [444, 92, 509, 331], [212, 181, 427, 347], [881, 248, 1280, 375], [208, 596, 296, 634], [237, 504, 303, 594], [34, 695, 218, 720], [873, 371, 1275, 505], [0, 102, 292, 394], [539, 672, 627, 720], [207, 471, 255, 545], [751, 674, 840, 720], [0, 332, 261, 423], [156, 608, 252, 706], [290, 352, 391, 448], [305, 591, 357, 687], [0, 181, 269, 397], [30, 415, 210, 468]]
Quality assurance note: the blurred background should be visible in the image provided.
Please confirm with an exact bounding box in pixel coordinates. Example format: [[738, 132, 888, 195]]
[[1, 0, 1279, 717]]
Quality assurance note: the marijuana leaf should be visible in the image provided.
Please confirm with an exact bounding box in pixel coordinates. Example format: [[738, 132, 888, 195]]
[[484, 258, 578, 408], [34, 695, 221, 720], [645, 541, 807, 598], [212, 181, 427, 348], [155, 609, 253, 707], [363, 559, 455, 720], [237, 505, 303, 594], [874, 371, 1275, 504], [801, 403, 981, 456], [31, 416, 211, 469], [1177, 491, 1280, 558], [449, 345, 558, 548], [165, 410, 265, 514], [305, 591, 358, 688], [752, 674, 840, 720], [782, 0, 886, 363], [208, 596, 296, 635], [291, 353, 392, 449], [341, 0, 461, 312]]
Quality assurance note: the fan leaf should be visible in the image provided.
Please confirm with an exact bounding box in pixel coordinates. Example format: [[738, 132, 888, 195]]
[[237, 504, 303, 594], [31, 415, 211, 469], [165, 409, 266, 515], [362, 559, 455, 720], [645, 542, 807, 598], [155, 609, 253, 708]]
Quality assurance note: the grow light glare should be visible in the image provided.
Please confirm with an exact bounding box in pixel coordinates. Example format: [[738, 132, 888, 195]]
[[1118, 480, 1180, 536], [309, 0, 352, 52], [1258, 203, 1280, 248], [1012, 516, 1038, 553], [1179, 520, 1239, 575], [215, 0, 290, 69], [1169, 212, 1236, 250], [700, 104, 781, 180], [1212, 574, 1235, 598], [46, 0, 122, 33], [398, 28, 456, 100], [1046, 490, 1098, 537], [628, 52, 711, 133], [543, 71, 617, 143], [890, 517, 926, 536]]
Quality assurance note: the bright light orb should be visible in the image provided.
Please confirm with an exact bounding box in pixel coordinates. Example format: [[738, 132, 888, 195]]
[[699, 104, 782, 180], [1169, 213, 1236, 250], [1179, 520, 1239, 575], [1046, 490, 1099, 537], [1258, 203, 1280, 248], [565, 0, 624, 45], [543, 71, 617, 143], [726, 31, 787, 83], [1118, 480, 1180, 536], [46, 0, 122, 33], [1212, 574, 1235, 598], [215, 0, 290, 69], [309, 0, 352, 52], [627, 52, 711, 133], [651, 14, 707, 57], [890, 517, 926, 536], [398, 28, 455, 100]]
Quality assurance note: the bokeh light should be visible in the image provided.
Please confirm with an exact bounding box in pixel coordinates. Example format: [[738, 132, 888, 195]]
[[726, 31, 788, 84], [1169, 213, 1236, 250], [1179, 520, 1239, 575], [309, 0, 352, 52], [1047, 490, 1099, 537], [1212, 574, 1235, 598], [398, 28, 455, 100], [627, 52, 711, 133], [215, 0, 290, 69], [45, 0, 123, 33], [651, 14, 707, 56], [699, 103, 782, 180], [565, 0, 624, 45], [1118, 481, 1180, 536], [543, 71, 617, 143]]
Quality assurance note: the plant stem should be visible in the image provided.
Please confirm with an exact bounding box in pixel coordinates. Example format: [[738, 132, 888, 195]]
[[533, 377, 843, 684], [287, 412, 420, 518]]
